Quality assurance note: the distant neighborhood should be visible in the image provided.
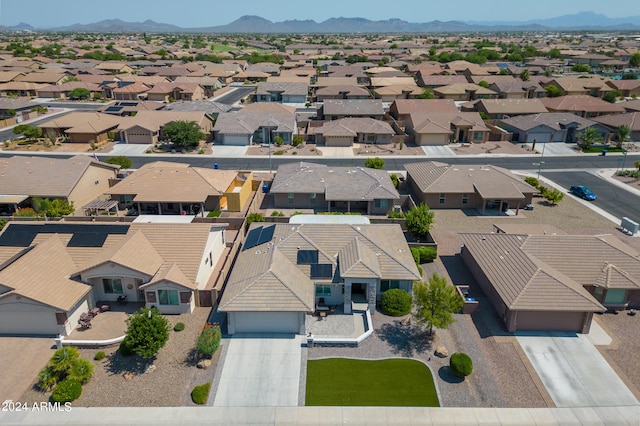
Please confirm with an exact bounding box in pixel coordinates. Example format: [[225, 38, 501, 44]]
[[1, 27, 640, 424]]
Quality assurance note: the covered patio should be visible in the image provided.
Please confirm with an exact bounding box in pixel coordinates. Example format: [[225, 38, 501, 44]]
[[65, 302, 143, 342]]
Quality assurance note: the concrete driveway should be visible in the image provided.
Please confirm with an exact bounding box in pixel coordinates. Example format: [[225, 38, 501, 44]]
[[108, 142, 152, 156], [0, 337, 56, 402], [516, 331, 639, 408], [212, 334, 302, 407]]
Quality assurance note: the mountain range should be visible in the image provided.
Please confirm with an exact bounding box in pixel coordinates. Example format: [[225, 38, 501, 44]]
[[2, 12, 640, 33]]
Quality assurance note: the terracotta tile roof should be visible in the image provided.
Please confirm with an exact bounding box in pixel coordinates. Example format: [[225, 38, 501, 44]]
[[409, 112, 488, 134], [405, 161, 536, 199], [0, 155, 118, 199], [460, 233, 605, 312], [38, 111, 121, 134], [106, 161, 237, 203], [594, 112, 640, 131], [143, 263, 194, 290], [475, 99, 549, 115]]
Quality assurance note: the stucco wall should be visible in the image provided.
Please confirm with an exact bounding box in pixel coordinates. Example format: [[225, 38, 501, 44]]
[[68, 164, 118, 211]]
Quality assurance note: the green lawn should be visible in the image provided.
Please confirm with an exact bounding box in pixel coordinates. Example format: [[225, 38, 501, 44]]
[[306, 358, 439, 407]]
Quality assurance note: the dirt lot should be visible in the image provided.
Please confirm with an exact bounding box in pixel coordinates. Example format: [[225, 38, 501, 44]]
[[19, 307, 218, 407]]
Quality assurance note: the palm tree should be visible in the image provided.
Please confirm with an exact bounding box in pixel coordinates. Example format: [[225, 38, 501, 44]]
[[578, 127, 604, 149], [615, 125, 631, 149]]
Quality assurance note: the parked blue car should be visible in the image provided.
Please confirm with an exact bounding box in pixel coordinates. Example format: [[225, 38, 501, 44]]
[[570, 185, 597, 201]]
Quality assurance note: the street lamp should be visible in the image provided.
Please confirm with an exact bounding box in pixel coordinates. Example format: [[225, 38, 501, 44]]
[[535, 142, 547, 179], [621, 149, 629, 171]]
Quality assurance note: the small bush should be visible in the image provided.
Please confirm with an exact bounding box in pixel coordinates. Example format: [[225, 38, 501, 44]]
[[37, 366, 58, 391], [119, 337, 135, 357], [274, 150, 285, 155], [94, 352, 106, 361], [365, 157, 384, 169], [524, 176, 540, 189], [197, 325, 221, 358], [246, 212, 265, 226], [191, 382, 211, 405], [390, 173, 399, 188], [388, 211, 405, 218], [450, 352, 473, 378], [207, 210, 221, 218], [68, 359, 93, 384], [381, 288, 412, 316], [198, 148, 205, 154], [270, 211, 285, 217], [49, 347, 80, 374], [411, 246, 437, 264], [51, 379, 82, 403], [174, 322, 185, 332]]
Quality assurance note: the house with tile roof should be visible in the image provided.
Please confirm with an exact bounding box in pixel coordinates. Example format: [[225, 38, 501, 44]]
[[269, 162, 400, 214], [146, 82, 205, 102], [540, 95, 626, 118], [319, 99, 385, 121], [463, 98, 549, 119], [116, 110, 214, 144], [405, 161, 536, 215], [405, 111, 489, 145], [0, 155, 120, 215], [219, 223, 420, 334], [106, 161, 253, 214], [37, 111, 121, 144], [0, 221, 226, 335], [213, 104, 297, 146], [460, 231, 640, 333], [594, 112, 640, 142], [312, 117, 395, 147], [255, 82, 308, 103], [499, 113, 611, 143]]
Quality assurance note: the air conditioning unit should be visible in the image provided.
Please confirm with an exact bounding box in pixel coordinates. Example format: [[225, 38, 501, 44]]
[[393, 205, 401, 213]]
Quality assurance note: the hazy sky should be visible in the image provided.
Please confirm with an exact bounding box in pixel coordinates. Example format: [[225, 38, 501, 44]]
[[0, 0, 636, 28]]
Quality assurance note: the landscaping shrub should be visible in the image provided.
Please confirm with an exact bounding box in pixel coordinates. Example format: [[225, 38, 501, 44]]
[[390, 173, 399, 188], [191, 382, 211, 405], [524, 176, 540, 189], [51, 379, 82, 403], [270, 211, 285, 217], [381, 289, 412, 316], [49, 347, 80, 375], [246, 212, 265, 226], [119, 337, 135, 357], [197, 325, 221, 358], [450, 352, 473, 378], [68, 359, 93, 384], [37, 366, 58, 391], [207, 210, 221, 218], [174, 322, 185, 332], [365, 157, 384, 169], [94, 352, 106, 361], [411, 246, 437, 264], [388, 210, 405, 218]]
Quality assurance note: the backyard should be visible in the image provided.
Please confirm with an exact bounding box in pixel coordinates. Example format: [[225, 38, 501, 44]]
[[306, 358, 439, 407]]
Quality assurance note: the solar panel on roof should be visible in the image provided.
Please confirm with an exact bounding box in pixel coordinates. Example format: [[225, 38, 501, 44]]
[[67, 232, 109, 248], [310, 263, 333, 279], [243, 226, 262, 251], [257, 225, 275, 246], [104, 106, 123, 112], [297, 249, 318, 265]]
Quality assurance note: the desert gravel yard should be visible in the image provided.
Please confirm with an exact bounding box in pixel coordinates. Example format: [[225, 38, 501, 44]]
[[19, 307, 218, 407]]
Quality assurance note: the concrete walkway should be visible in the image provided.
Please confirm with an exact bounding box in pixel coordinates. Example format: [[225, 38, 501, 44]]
[[516, 331, 639, 408], [212, 335, 302, 407], [2, 406, 638, 425]]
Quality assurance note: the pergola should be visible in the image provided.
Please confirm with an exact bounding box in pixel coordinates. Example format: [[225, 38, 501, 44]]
[[83, 200, 119, 216]]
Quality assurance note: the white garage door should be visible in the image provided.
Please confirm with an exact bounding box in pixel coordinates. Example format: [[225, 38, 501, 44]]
[[526, 133, 551, 143], [233, 312, 300, 334], [223, 135, 249, 146], [0, 310, 59, 336]]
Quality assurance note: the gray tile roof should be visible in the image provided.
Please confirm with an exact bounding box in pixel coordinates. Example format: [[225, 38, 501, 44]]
[[314, 117, 394, 138], [219, 223, 420, 312], [322, 99, 385, 116], [270, 162, 399, 201], [500, 113, 600, 132], [214, 112, 295, 135], [256, 82, 309, 96]]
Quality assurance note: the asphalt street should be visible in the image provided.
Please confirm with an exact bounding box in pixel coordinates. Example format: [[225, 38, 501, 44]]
[[214, 86, 256, 105], [543, 170, 640, 224]]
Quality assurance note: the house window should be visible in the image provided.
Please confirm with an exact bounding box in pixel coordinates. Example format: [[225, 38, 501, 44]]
[[310, 193, 316, 204], [102, 278, 123, 294], [604, 289, 626, 305], [473, 132, 483, 140], [374, 199, 388, 208], [288, 193, 294, 204], [380, 280, 400, 292], [439, 193, 446, 204], [315, 285, 331, 296], [119, 195, 133, 203], [594, 286, 604, 301], [367, 134, 375, 142], [462, 193, 469, 204], [158, 289, 179, 305]]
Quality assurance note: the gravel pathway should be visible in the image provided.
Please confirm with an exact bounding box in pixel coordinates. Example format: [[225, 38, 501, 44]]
[[20, 307, 218, 407]]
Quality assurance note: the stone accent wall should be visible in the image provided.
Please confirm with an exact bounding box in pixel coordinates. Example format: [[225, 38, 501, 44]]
[[367, 284, 377, 314], [344, 282, 352, 314]]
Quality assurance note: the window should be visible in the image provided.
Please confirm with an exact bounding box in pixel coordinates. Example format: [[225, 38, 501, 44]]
[[462, 193, 469, 204], [380, 280, 400, 292], [604, 289, 626, 305], [367, 134, 375, 142], [315, 285, 331, 296], [439, 193, 446, 204], [102, 278, 123, 294], [374, 199, 388, 209], [119, 195, 133, 203], [310, 193, 316, 204], [594, 286, 604, 301], [288, 193, 294, 204], [473, 132, 483, 140], [158, 289, 179, 305]]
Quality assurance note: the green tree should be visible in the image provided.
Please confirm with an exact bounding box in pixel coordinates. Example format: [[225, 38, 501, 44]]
[[32, 198, 75, 217], [519, 69, 530, 82], [635, 161, 640, 171], [292, 135, 304, 147], [603, 89, 622, 103], [365, 157, 384, 169], [13, 124, 42, 140], [162, 120, 206, 148], [196, 325, 221, 358], [622, 73, 638, 80], [416, 88, 435, 99], [412, 273, 463, 336], [477, 80, 490, 88], [572, 63, 591, 73], [548, 48, 561, 59], [67, 88, 91, 100], [544, 85, 564, 98], [629, 53, 640, 68], [543, 188, 564, 205], [615, 125, 631, 149], [405, 203, 434, 238], [123, 307, 170, 359], [105, 155, 133, 169], [578, 127, 603, 149]]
